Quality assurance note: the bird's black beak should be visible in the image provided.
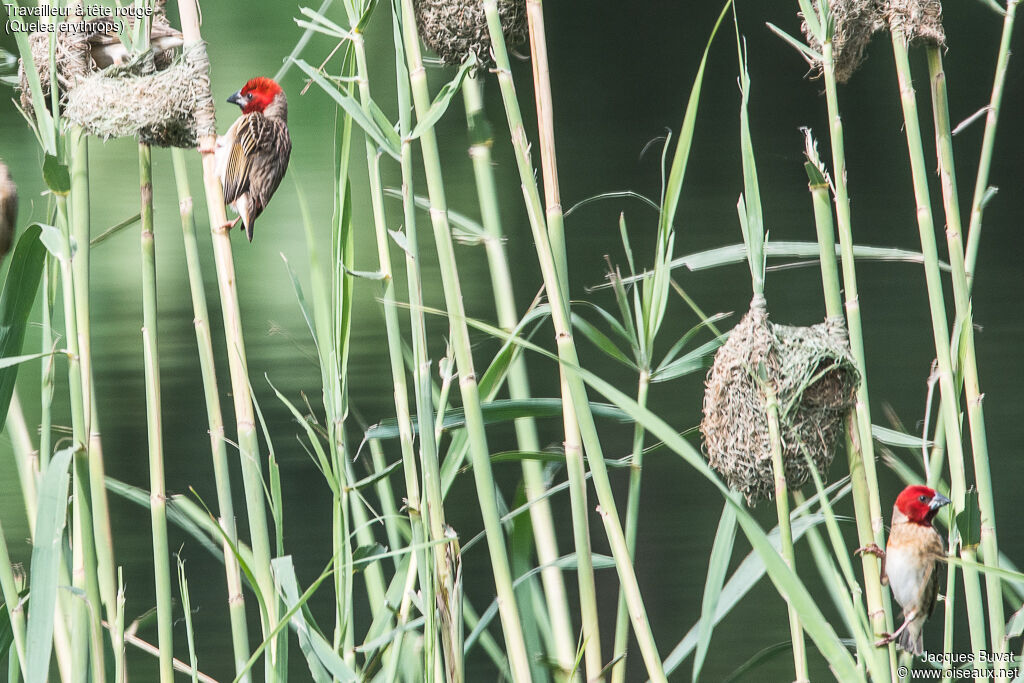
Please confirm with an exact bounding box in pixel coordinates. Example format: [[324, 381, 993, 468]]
[[227, 91, 243, 107], [929, 493, 952, 511]]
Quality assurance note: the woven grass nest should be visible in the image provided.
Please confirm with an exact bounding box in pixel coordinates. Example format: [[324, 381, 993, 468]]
[[801, 0, 945, 83], [17, 22, 213, 148], [701, 299, 860, 505], [413, 0, 527, 67]]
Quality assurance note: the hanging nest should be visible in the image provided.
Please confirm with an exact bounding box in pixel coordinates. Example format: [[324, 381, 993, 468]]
[[801, 0, 886, 83], [64, 44, 214, 148], [883, 0, 945, 47], [413, 0, 528, 67], [16, 19, 212, 148], [701, 299, 860, 505]]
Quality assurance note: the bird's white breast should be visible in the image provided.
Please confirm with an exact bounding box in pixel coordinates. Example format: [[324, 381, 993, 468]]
[[886, 544, 928, 610]]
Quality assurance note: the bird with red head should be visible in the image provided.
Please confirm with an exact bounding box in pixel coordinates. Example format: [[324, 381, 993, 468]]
[[859, 484, 951, 654], [215, 77, 292, 242]]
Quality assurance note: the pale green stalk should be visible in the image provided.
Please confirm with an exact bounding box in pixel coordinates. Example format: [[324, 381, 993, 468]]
[[393, 11, 445, 674], [398, 1, 531, 678], [805, 149, 889, 679], [483, 3, 667, 680], [463, 72, 577, 682], [174, 3, 281, 676], [171, 147, 251, 679], [819, 39, 894, 671], [40, 257, 54, 470], [887, 29, 985, 657], [965, 0, 1019, 282], [925, 46, 1005, 665], [764, 383, 807, 681], [138, 141, 174, 683]]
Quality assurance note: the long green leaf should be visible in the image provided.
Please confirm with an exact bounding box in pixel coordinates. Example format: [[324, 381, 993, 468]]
[[25, 447, 73, 682], [692, 503, 736, 682], [407, 53, 476, 140], [293, 58, 400, 159], [365, 398, 631, 440], [0, 224, 46, 429]]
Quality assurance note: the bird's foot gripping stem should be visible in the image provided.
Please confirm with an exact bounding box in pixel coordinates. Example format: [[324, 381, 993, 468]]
[[855, 543, 885, 559], [220, 216, 241, 232]]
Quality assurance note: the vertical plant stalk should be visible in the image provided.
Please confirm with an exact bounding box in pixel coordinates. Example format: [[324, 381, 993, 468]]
[[174, 3, 281, 676], [392, 9, 448, 672], [56, 184, 105, 683], [521, 4, 602, 678], [463, 73, 577, 681], [138, 141, 175, 683], [482, 3, 667, 681], [887, 30, 985, 657], [926, 46, 1005, 664], [610, 369, 648, 683], [171, 147, 252, 678], [804, 143, 890, 678], [819, 40, 894, 665], [764, 383, 808, 682], [398, 2, 532, 679], [964, 0, 1019, 282], [0, 519, 27, 680]]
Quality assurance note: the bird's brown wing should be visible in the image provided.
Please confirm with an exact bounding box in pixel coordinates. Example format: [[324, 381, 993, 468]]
[[921, 526, 945, 618], [221, 115, 259, 207]]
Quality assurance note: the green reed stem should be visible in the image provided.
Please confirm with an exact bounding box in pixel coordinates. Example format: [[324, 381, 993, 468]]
[[57, 181, 105, 683], [393, 12, 446, 673], [925, 46, 1005, 665], [40, 256, 54, 471], [0, 518, 27, 679], [171, 147, 252, 679], [399, 2, 531, 679], [463, 72, 577, 682], [483, 3, 667, 680], [138, 142, 174, 683], [819, 40, 894, 672], [175, 3, 281, 675], [965, 0, 1019, 283], [764, 383, 807, 682], [610, 370, 648, 683], [888, 30, 985, 657], [805, 152, 890, 679]]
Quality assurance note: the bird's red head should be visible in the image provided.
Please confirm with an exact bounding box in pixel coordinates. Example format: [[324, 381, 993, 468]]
[[895, 485, 951, 525], [228, 77, 284, 115]]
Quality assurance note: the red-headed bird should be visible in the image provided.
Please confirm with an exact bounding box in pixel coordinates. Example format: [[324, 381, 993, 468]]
[[215, 77, 292, 242], [860, 485, 951, 654]]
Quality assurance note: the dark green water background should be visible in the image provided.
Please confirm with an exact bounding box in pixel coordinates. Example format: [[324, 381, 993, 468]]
[[1, 1, 1022, 680]]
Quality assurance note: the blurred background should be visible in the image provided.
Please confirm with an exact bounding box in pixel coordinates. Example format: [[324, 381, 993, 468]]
[[1, 1, 1022, 679]]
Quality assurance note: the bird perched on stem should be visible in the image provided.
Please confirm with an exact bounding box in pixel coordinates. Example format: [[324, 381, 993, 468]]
[[0, 159, 17, 260], [859, 485, 951, 654], [215, 77, 291, 242]]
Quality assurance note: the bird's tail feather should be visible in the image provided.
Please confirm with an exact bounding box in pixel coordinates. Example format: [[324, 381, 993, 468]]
[[898, 622, 924, 655]]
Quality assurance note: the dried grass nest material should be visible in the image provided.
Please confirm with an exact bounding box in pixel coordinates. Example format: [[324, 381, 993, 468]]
[[64, 45, 214, 148], [413, 0, 527, 67], [700, 301, 860, 505], [800, 0, 945, 83]]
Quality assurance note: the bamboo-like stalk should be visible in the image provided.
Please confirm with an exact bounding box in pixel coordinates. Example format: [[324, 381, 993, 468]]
[[174, 4, 281, 676], [138, 141, 175, 683], [171, 147, 252, 678], [925, 46, 1005, 665], [887, 30, 986, 657], [40, 257, 55, 471], [764, 383, 808, 682], [482, 3, 668, 680], [57, 183, 105, 683], [964, 0, 1019, 282], [463, 73, 577, 682], [805, 144, 890, 679], [819, 40, 894, 668], [397, 2, 531, 679], [392, 11, 447, 673]]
